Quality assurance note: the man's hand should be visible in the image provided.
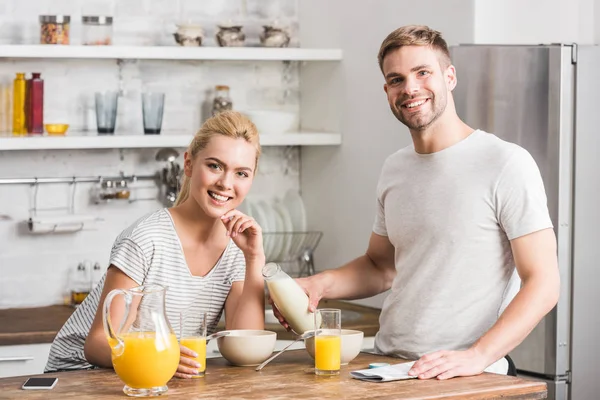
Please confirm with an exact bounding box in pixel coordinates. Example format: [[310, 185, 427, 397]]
[[408, 348, 489, 380]]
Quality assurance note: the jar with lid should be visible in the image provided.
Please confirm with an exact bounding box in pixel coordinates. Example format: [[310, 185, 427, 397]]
[[98, 180, 117, 201], [115, 180, 131, 200], [211, 85, 233, 116], [39, 15, 70, 45], [82, 16, 113, 45], [215, 24, 245, 47]]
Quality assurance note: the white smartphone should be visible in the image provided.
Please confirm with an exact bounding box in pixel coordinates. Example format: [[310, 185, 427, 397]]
[[21, 377, 58, 390]]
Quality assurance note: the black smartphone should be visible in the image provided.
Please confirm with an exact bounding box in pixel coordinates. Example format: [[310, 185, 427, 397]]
[[21, 377, 58, 390]]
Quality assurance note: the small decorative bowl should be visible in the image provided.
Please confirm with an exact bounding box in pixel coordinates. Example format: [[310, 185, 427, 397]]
[[45, 124, 69, 135], [174, 23, 204, 47]]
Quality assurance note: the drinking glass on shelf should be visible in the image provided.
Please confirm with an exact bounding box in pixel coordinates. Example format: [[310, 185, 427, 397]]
[[314, 308, 341, 376], [142, 92, 165, 134], [179, 311, 207, 378], [95, 91, 118, 134]]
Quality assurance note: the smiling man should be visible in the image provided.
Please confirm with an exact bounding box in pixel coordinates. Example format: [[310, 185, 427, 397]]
[[273, 25, 560, 380]]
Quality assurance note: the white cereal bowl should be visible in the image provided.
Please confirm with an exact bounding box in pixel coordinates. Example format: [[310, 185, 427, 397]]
[[304, 329, 364, 365], [241, 110, 298, 135], [217, 330, 277, 366]]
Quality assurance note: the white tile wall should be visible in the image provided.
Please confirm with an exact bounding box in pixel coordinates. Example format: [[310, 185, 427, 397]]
[[0, 0, 301, 309]]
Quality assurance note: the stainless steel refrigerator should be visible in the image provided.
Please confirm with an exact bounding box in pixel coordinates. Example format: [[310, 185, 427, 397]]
[[450, 44, 600, 400]]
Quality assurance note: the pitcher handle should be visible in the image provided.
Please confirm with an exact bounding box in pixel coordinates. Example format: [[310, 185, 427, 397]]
[[102, 288, 132, 357]]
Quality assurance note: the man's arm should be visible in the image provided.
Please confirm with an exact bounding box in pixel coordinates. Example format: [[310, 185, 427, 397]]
[[292, 232, 396, 312], [408, 227, 560, 379], [470, 227, 560, 364]]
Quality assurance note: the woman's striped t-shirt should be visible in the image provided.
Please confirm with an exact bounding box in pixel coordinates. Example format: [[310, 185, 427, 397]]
[[45, 208, 246, 372]]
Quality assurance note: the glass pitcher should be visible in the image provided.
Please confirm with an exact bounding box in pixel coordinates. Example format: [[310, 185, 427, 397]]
[[262, 262, 321, 334], [103, 284, 179, 397]]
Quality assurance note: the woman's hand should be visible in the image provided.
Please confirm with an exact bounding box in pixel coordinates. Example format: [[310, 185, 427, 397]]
[[174, 344, 201, 379], [220, 209, 264, 260]]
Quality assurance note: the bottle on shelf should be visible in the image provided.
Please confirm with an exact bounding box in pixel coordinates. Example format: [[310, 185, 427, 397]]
[[26, 72, 44, 135], [91, 262, 104, 287], [211, 85, 232, 116], [71, 262, 91, 306], [12, 73, 27, 136]]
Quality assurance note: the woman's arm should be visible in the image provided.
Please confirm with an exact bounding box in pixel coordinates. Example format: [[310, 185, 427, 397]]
[[224, 255, 266, 330], [220, 209, 266, 330], [83, 265, 139, 368]]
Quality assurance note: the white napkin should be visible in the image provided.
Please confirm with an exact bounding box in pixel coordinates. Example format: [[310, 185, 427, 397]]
[[350, 361, 417, 382], [351, 357, 509, 383]]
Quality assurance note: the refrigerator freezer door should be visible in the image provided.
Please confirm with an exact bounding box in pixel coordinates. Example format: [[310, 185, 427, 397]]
[[450, 45, 574, 378], [570, 46, 600, 400]]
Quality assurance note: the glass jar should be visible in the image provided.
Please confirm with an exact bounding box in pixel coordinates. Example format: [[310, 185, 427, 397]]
[[211, 85, 232, 116], [115, 180, 131, 200], [215, 25, 245, 47], [99, 180, 117, 200], [39, 15, 70, 45], [82, 16, 113, 45], [70, 263, 90, 306]]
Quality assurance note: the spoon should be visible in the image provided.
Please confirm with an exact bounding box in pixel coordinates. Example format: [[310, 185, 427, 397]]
[[255, 330, 321, 371], [206, 331, 230, 342]]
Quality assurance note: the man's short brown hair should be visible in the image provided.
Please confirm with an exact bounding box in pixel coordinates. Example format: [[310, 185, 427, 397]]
[[377, 25, 451, 72]]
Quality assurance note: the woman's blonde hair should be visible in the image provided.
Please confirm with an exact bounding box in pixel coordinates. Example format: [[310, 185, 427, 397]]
[[377, 25, 451, 72], [174, 110, 261, 206]]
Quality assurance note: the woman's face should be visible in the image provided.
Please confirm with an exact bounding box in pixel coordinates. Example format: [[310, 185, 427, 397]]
[[184, 135, 257, 219]]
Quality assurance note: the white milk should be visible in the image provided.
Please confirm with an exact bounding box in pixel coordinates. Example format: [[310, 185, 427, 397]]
[[267, 278, 321, 334]]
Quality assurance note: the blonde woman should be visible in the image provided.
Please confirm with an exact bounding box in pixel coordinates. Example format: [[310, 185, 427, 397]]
[[45, 111, 265, 378]]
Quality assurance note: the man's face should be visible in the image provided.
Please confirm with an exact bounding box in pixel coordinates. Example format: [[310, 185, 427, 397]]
[[382, 46, 456, 131]]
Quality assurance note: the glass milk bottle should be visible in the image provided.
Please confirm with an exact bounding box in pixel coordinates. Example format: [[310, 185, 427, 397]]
[[262, 262, 320, 334]]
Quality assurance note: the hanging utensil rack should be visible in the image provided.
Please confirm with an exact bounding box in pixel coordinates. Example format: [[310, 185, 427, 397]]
[[0, 173, 158, 185]]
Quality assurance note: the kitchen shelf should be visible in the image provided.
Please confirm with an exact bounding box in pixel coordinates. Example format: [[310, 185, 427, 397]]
[[0, 45, 343, 61], [0, 132, 342, 150]]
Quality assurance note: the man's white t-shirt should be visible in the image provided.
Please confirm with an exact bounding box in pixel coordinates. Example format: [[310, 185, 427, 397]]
[[373, 130, 553, 362]]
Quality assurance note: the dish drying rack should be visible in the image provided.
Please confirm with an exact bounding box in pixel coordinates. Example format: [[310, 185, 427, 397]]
[[262, 231, 323, 277]]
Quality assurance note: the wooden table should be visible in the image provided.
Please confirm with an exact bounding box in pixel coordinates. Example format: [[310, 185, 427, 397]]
[[0, 350, 546, 399]]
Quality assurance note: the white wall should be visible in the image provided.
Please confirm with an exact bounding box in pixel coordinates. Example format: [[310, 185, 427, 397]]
[[474, 0, 595, 44], [299, 0, 476, 308], [0, 0, 302, 309]]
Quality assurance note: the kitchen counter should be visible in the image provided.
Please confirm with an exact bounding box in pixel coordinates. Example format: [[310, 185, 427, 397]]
[[0, 300, 380, 346], [0, 350, 547, 399], [0, 305, 75, 346]]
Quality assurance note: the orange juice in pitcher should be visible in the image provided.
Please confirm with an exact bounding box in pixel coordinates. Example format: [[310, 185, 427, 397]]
[[103, 284, 180, 397], [111, 332, 179, 390]]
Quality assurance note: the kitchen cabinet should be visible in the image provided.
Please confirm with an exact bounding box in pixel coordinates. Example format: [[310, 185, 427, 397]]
[[0, 343, 51, 378]]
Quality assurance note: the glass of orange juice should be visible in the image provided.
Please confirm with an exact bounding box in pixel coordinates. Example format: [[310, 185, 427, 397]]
[[314, 308, 341, 376], [179, 311, 207, 378]]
